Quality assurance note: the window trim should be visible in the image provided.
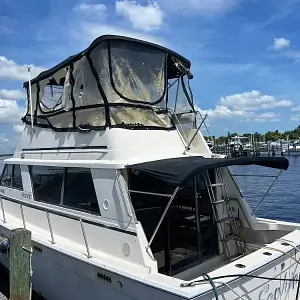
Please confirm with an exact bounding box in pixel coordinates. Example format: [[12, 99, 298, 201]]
[[0, 164, 24, 191]]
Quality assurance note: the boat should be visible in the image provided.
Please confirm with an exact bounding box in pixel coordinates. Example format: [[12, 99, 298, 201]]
[[0, 35, 300, 300]]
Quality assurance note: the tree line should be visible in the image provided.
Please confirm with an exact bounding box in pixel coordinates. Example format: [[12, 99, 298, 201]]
[[204, 125, 300, 144]]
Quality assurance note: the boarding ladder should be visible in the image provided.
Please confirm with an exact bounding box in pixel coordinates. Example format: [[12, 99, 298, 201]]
[[205, 168, 245, 261]]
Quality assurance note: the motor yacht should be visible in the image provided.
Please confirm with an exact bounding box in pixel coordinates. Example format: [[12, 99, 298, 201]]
[[0, 35, 299, 300]]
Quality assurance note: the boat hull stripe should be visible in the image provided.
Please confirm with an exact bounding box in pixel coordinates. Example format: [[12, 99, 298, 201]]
[[22, 145, 107, 151]]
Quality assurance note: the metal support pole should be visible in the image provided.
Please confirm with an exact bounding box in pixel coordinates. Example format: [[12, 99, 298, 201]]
[[184, 114, 208, 154], [146, 186, 180, 250], [79, 219, 92, 258], [0, 197, 6, 223], [27, 67, 34, 131], [254, 169, 283, 213], [20, 204, 26, 229], [46, 211, 55, 244]]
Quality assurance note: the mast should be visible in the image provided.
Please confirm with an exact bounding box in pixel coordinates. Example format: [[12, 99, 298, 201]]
[[27, 66, 34, 131]]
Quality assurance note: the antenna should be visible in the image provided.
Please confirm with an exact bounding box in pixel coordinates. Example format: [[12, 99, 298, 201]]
[[27, 66, 34, 131]]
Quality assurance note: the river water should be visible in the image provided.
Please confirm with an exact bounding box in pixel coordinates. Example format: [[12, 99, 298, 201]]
[[0, 155, 298, 223]]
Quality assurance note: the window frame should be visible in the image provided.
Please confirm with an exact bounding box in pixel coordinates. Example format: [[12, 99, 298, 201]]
[[29, 165, 101, 216], [0, 164, 24, 191]]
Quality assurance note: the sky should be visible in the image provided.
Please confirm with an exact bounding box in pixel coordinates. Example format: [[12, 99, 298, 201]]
[[1, 0, 300, 152]]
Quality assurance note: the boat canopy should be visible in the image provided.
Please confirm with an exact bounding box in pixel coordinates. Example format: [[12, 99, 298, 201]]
[[22, 35, 194, 132], [127, 156, 289, 187]]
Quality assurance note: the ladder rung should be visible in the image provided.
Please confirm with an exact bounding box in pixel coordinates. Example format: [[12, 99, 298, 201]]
[[230, 253, 245, 262], [217, 217, 237, 223], [206, 183, 224, 187], [213, 199, 226, 204], [221, 234, 238, 242]]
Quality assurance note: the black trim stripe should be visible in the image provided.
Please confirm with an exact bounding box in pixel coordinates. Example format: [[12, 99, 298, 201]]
[[1, 195, 137, 236], [22, 145, 108, 151]]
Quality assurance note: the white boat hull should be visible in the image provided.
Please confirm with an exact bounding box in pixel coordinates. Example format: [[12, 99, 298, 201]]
[[1, 221, 300, 300]]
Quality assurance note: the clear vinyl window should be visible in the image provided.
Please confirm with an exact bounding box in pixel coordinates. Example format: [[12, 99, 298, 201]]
[[110, 41, 166, 103]]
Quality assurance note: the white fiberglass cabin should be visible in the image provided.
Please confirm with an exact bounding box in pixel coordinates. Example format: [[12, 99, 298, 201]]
[[0, 35, 300, 300]]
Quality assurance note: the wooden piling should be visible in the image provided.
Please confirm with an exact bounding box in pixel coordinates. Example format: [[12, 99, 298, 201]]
[[9, 228, 31, 300]]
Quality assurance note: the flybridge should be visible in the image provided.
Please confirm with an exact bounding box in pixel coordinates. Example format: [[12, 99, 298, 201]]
[[22, 35, 195, 133]]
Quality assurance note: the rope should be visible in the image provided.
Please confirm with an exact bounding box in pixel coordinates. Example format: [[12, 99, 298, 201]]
[[202, 274, 219, 300]]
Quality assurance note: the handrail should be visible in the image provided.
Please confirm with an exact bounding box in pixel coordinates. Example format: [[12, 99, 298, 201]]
[[231, 174, 277, 178], [184, 114, 208, 154], [79, 218, 92, 258], [0, 197, 6, 223], [129, 190, 172, 198]]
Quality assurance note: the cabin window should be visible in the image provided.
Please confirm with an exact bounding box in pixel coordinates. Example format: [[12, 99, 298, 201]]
[[63, 168, 99, 214], [29, 166, 100, 214], [30, 166, 64, 204], [0, 164, 23, 190]]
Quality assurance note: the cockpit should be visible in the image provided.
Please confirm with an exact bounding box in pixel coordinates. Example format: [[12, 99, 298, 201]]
[[22, 35, 195, 133]]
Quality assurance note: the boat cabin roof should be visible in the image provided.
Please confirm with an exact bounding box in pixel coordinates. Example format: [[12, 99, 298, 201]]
[[24, 35, 191, 87], [22, 35, 195, 132]]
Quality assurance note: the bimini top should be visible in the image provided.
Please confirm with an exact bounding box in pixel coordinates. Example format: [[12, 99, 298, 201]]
[[128, 156, 289, 186], [22, 35, 194, 132]]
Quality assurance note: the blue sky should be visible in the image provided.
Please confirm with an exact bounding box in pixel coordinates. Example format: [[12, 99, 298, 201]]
[[1, 0, 300, 152]]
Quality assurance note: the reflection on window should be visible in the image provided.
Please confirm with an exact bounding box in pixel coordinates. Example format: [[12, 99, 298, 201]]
[[29, 166, 100, 215], [63, 168, 99, 214], [41, 84, 64, 112], [0, 164, 23, 190], [12, 165, 23, 189], [0, 164, 13, 187], [110, 41, 166, 103], [30, 166, 63, 204]]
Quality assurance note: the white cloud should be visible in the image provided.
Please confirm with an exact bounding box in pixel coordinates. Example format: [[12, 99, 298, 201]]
[[0, 89, 25, 100], [13, 124, 25, 133], [0, 56, 45, 81], [116, 1, 163, 32], [198, 91, 289, 124], [159, 0, 240, 16], [74, 22, 165, 47], [219, 90, 293, 111], [291, 114, 300, 121], [292, 105, 300, 111], [0, 99, 25, 125], [74, 3, 106, 15], [271, 37, 290, 50]]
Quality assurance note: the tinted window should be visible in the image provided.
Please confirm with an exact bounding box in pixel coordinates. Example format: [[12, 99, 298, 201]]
[[63, 168, 99, 214], [30, 166, 63, 204], [0, 164, 23, 190], [12, 165, 23, 189]]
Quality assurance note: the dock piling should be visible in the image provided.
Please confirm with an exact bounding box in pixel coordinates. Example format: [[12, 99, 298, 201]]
[[9, 228, 32, 300]]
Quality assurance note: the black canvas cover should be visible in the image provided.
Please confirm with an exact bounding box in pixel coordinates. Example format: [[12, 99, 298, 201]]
[[128, 156, 289, 186]]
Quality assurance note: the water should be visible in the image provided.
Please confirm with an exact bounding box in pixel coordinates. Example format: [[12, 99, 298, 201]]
[[0, 156, 299, 223], [231, 155, 300, 223]]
